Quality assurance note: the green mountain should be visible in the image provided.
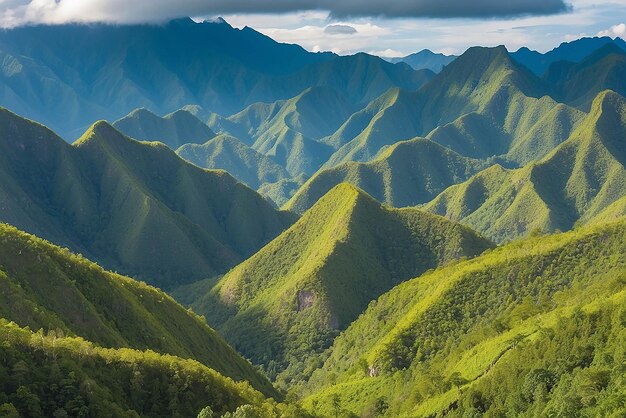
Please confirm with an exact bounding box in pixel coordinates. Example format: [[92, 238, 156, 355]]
[[176, 133, 289, 188], [0, 108, 294, 288], [191, 184, 493, 386], [0, 319, 279, 418], [322, 46, 548, 167], [511, 35, 626, 75], [424, 90, 626, 243], [545, 43, 626, 110], [208, 86, 356, 177], [386, 49, 457, 73], [0, 19, 432, 139], [285, 138, 486, 214], [0, 222, 277, 399], [112, 108, 216, 148], [301, 219, 626, 417]]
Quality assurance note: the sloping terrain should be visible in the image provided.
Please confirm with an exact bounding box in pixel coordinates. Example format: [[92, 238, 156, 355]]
[[0, 108, 295, 288], [113, 108, 216, 148], [424, 90, 626, 243], [0, 223, 277, 397], [301, 219, 626, 417], [192, 184, 492, 386], [285, 138, 486, 214]]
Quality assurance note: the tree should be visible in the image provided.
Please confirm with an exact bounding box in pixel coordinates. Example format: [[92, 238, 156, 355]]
[[331, 394, 341, 418], [197, 405, 214, 418]]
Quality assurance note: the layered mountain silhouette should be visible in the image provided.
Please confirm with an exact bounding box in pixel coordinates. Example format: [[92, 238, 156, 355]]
[[0, 18, 431, 138], [511, 36, 626, 75], [301, 219, 625, 417], [113, 108, 216, 148], [386, 49, 457, 72], [424, 90, 626, 243], [191, 184, 492, 384], [0, 109, 294, 288]]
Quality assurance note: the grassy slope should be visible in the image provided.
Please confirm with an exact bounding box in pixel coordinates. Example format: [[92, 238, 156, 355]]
[[176, 134, 290, 190], [0, 223, 278, 398], [0, 108, 294, 288], [284, 138, 486, 214], [192, 184, 492, 387], [112, 108, 216, 149], [210, 86, 355, 177], [424, 90, 626, 243], [301, 219, 625, 417], [322, 46, 548, 168]]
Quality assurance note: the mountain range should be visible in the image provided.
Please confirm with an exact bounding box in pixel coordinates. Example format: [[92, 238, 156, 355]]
[[0, 18, 431, 138], [188, 183, 493, 388], [0, 18, 624, 418], [0, 108, 294, 289]]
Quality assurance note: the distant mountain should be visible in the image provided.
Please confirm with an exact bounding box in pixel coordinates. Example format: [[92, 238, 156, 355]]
[[208, 86, 356, 177], [0, 19, 431, 138], [176, 134, 290, 191], [424, 90, 626, 243], [386, 49, 457, 72], [285, 138, 486, 214], [0, 223, 277, 399], [301, 219, 626, 417], [113, 108, 215, 148], [544, 43, 626, 109], [0, 108, 294, 288], [191, 183, 493, 385], [322, 46, 548, 168], [511, 36, 626, 75]]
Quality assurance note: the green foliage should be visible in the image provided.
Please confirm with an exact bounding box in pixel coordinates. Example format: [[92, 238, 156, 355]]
[[192, 183, 492, 389], [424, 90, 626, 243], [300, 219, 626, 417], [0, 109, 295, 289], [0, 223, 277, 398], [285, 137, 486, 214], [0, 319, 273, 418]]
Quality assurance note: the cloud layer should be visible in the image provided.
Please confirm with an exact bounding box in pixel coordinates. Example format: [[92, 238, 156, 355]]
[[0, 0, 571, 27]]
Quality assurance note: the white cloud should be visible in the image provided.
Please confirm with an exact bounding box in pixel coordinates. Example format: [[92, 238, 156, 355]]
[[597, 23, 625, 37]]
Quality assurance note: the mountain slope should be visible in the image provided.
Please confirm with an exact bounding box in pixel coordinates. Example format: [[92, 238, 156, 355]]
[[0, 223, 277, 398], [176, 134, 290, 190], [0, 318, 280, 417], [285, 138, 486, 214], [387, 49, 457, 73], [0, 19, 433, 138], [208, 86, 356, 177], [112, 108, 216, 148], [301, 219, 626, 417], [424, 90, 626, 243], [192, 184, 492, 386], [0, 108, 294, 288], [323, 46, 548, 167], [545, 43, 626, 110], [511, 36, 626, 75]]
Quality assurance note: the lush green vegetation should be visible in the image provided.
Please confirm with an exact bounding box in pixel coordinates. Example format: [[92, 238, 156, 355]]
[[113, 108, 216, 149], [0, 223, 277, 398], [299, 219, 625, 417], [192, 184, 492, 389], [0, 109, 294, 288], [177, 135, 290, 190], [424, 90, 626, 243], [285, 138, 486, 214], [0, 319, 278, 418]]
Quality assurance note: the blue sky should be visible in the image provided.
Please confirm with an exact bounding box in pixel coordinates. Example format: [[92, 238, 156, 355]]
[[0, 0, 624, 56]]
